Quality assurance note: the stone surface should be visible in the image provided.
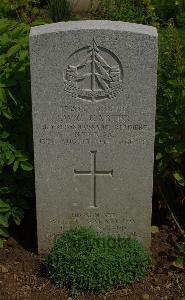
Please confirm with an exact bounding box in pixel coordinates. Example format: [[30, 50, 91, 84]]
[[69, 0, 99, 13], [30, 20, 158, 252]]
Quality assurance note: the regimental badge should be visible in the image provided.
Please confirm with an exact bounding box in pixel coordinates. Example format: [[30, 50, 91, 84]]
[[64, 39, 123, 102]]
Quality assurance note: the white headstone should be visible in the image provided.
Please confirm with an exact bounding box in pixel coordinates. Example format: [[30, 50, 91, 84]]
[[30, 21, 158, 252]]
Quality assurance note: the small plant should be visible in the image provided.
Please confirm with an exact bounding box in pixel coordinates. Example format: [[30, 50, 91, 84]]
[[47, 0, 72, 22], [45, 227, 151, 296]]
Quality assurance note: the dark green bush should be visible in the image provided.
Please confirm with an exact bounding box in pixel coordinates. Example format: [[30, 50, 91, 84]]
[[47, 0, 72, 22], [0, 18, 33, 247], [96, 0, 158, 25], [45, 227, 151, 296], [152, 0, 180, 23], [154, 23, 185, 228], [176, 12, 185, 27], [151, 0, 185, 26], [0, 0, 40, 20]]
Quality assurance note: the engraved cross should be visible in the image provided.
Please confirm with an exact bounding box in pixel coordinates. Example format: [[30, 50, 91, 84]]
[[74, 151, 113, 208]]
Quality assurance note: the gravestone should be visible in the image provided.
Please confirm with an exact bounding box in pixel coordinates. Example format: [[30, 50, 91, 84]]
[[30, 21, 158, 252]]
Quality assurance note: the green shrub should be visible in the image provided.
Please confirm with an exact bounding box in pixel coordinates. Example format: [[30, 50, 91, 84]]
[[0, 0, 40, 21], [45, 227, 151, 296], [47, 0, 72, 22], [154, 23, 185, 228], [152, 0, 180, 23], [96, 0, 158, 26], [176, 12, 185, 27], [0, 19, 33, 247]]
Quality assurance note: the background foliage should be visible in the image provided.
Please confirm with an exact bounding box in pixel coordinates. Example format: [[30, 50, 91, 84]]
[[47, 0, 72, 22], [96, 1, 185, 234], [96, 0, 158, 25], [0, 0, 185, 248], [0, 18, 34, 247], [155, 23, 185, 231]]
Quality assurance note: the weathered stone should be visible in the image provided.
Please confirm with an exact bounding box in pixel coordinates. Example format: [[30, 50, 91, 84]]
[[69, 0, 99, 13], [30, 21, 158, 252]]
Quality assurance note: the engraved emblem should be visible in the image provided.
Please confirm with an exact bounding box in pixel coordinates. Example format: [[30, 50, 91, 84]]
[[64, 39, 123, 102]]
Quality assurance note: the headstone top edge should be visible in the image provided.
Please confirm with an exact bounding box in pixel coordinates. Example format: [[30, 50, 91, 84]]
[[30, 20, 157, 38]]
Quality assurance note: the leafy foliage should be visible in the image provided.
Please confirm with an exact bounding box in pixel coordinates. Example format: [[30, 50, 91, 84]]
[[176, 12, 185, 27], [95, 2, 185, 230], [96, 0, 158, 25], [151, 0, 185, 26], [152, 0, 180, 23], [0, 18, 33, 247], [0, 0, 49, 25], [45, 227, 151, 296], [0, 0, 39, 20], [97, 0, 185, 27], [47, 0, 72, 22], [154, 23, 185, 228]]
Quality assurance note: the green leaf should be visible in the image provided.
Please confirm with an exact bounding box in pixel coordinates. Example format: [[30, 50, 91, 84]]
[[0, 87, 6, 102], [0, 239, 5, 248], [12, 206, 24, 216], [7, 153, 15, 165], [0, 84, 7, 88], [12, 207, 24, 225], [7, 90, 17, 105], [18, 156, 29, 162], [15, 151, 23, 158], [0, 207, 10, 213], [7, 144, 15, 151], [2, 110, 12, 120], [20, 161, 33, 171], [7, 44, 20, 56], [0, 227, 9, 238], [0, 199, 10, 210], [156, 153, 163, 160], [173, 172, 185, 186], [0, 187, 11, 194], [13, 216, 22, 225], [0, 131, 9, 139], [13, 160, 19, 172], [5, 150, 12, 160], [0, 213, 10, 227], [182, 89, 185, 97]]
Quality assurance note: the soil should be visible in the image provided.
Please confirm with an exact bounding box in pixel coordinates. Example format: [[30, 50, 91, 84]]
[[0, 224, 184, 300]]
